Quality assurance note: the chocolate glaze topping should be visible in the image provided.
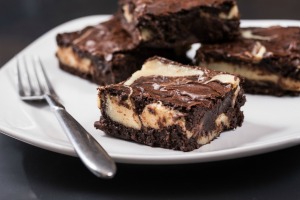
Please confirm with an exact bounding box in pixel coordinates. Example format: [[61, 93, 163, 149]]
[[130, 75, 232, 108], [120, 0, 236, 18], [106, 57, 237, 109], [57, 16, 137, 57]]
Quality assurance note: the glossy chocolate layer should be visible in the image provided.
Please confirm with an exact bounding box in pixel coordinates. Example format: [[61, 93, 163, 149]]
[[57, 16, 137, 57], [119, 0, 236, 18], [105, 56, 238, 109], [130, 75, 231, 108]]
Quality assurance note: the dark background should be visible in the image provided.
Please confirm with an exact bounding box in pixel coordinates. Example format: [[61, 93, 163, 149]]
[[1, 1, 300, 199]]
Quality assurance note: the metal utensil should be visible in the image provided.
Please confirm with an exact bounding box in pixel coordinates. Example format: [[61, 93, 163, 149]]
[[16, 56, 116, 179]]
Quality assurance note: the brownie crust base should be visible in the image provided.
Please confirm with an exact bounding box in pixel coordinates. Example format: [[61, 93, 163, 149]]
[[243, 80, 300, 96]]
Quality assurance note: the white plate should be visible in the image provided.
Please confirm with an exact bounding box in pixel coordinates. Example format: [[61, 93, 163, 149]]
[[0, 15, 300, 164]]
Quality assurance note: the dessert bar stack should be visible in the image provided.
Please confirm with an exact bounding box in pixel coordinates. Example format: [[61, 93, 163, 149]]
[[196, 25, 300, 96], [56, 0, 246, 152], [55, 0, 300, 152], [56, 0, 240, 85]]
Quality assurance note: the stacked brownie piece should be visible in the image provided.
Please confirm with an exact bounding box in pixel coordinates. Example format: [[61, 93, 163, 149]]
[[56, 16, 190, 85], [118, 0, 240, 47], [56, 0, 241, 85], [196, 26, 300, 96]]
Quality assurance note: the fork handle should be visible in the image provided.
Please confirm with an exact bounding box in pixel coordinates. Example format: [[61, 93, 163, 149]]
[[44, 95, 117, 179]]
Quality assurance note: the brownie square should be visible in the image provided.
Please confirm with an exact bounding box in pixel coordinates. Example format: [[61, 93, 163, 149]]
[[56, 16, 189, 85], [118, 0, 240, 48], [196, 26, 300, 96], [95, 56, 246, 151]]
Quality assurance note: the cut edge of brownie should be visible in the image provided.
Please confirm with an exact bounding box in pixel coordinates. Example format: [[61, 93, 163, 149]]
[[95, 91, 245, 152]]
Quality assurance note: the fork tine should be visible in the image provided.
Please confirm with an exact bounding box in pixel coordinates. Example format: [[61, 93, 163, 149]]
[[38, 57, 58, 97], [16, 58, 25, 97], [32, 56, 43, 96], [23, 57, 34, 96]]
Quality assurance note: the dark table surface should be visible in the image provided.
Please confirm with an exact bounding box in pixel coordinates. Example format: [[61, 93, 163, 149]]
[[1, 1, 300, 199]]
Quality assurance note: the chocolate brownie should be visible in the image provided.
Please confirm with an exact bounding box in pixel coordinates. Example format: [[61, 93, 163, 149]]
[[196, 26, 300, 96], [95, 56, 246, 152], [118, 0, 240, 48], [56, 16, 189, 85]]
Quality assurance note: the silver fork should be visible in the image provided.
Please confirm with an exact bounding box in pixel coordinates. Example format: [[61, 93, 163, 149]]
[[16, 56, 116, 179]]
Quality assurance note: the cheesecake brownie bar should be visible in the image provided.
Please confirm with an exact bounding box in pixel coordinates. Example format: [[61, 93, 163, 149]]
[[118, 0, 240, 48], [95, 56, 245, 152], [56, 17, 189, 85], [196, 26, 300, 96]]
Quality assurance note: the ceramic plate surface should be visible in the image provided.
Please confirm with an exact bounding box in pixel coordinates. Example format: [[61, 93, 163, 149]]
[[1, 15, 300, 164]]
